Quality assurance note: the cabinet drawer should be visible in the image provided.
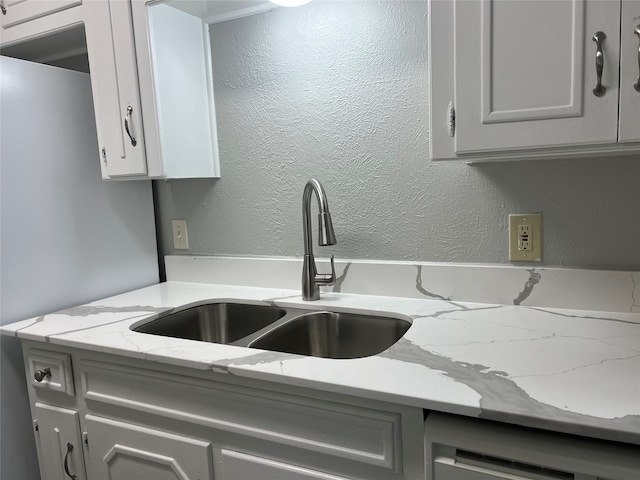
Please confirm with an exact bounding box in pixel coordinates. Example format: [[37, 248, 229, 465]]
[[28, 349, 74, 396], [80, 360, 402, 472], [1, 0, 82, 29]]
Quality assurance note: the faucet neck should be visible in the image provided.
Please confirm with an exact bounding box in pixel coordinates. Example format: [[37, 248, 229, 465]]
[[302, 179, 330, 255]]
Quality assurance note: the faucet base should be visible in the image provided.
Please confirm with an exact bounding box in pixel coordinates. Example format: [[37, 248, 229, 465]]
[[302, 255, 320, 301]]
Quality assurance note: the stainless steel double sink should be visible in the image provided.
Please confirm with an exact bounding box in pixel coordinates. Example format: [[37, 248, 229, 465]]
[[132, 302, 411, 359]]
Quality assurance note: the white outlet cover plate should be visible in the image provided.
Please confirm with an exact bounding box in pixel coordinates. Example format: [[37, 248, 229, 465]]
[[509, 214, 542, 262]]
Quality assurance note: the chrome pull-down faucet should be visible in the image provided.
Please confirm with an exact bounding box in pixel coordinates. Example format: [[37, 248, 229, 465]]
[[302, 179, 337, 301]]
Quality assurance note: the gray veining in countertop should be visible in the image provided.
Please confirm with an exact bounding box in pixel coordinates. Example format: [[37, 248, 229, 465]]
[[2, 276, 638, 447]]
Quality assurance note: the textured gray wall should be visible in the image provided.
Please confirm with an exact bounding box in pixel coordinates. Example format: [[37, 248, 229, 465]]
[[155, 1, 640, 270]]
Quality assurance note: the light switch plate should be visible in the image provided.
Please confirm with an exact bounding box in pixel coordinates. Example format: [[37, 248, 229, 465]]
[[509, 214, 542, 262], [172, 219, 189, 250]]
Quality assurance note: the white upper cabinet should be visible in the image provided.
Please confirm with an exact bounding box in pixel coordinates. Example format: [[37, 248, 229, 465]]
[[84, 0, 220, 180], [429, 0, 640, 161]]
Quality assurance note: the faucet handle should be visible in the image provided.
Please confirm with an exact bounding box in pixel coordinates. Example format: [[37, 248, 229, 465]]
[[315, 255, 336, 286]]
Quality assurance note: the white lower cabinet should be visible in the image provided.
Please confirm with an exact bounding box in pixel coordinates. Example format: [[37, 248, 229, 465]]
[[33, 403, 87, 480], [84, 415, 214, 480], [21, 343, 424, 480], [425, 413, 640, 480]]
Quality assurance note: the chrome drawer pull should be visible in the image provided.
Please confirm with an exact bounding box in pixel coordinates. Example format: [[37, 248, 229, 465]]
[[124, 105, 138, 147], [592, 31, 606, 97]]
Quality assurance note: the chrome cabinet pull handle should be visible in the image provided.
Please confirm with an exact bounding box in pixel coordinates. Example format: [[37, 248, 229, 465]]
[[124, 105, 138, 147], [63, 443, 78, 480], [592, 31, 606, 97], [34, 368, 51, 382], [634, 25, 640, 93]]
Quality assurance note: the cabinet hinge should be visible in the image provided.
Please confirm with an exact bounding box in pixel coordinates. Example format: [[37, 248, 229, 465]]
[[447, 101, 456, 137], [33, 419, 39, 436], [83, 432, 89, 449], [101, 146, 107, 165]]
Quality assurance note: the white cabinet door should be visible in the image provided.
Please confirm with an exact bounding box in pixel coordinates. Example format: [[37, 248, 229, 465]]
[[618, 0, 640, 143], [453, 0, 621, 154], [33, 403, 87, 480], [0, 0, 81, 29], [219, 449, 351, 480], [85, 415, 214, 480], [84, 0, 148, 179]]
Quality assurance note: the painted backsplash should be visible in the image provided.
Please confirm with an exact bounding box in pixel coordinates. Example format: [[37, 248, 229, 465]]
[[154, 1, 640, 271]]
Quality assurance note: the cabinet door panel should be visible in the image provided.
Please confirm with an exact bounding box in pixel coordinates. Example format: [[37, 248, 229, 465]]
[[619, 0, 640, 143], [33, 403, 86, 480], [84, 0, 148, 178], [85, 415, 213, 480], [219, 449, 350, 480], [454, 0, 620, 154], [106, 0, 147, 177]]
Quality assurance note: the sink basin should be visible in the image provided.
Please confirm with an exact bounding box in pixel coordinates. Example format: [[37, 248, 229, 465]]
[[249, 311, 411, 359], [133, 303, 286, 344], [133, 302, 411, 358]]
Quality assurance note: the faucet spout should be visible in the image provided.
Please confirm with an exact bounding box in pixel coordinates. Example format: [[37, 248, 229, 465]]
[[302, 179, 337, 301]]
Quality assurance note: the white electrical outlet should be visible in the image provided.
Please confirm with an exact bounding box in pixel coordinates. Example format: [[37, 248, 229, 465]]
[[509, 214, 542, 262], [172, 220, 189, 250], [518, 224, 531, 250]]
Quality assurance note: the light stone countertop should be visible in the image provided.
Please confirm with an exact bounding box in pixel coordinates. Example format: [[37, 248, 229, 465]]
[[2, 280, 639, 446]]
